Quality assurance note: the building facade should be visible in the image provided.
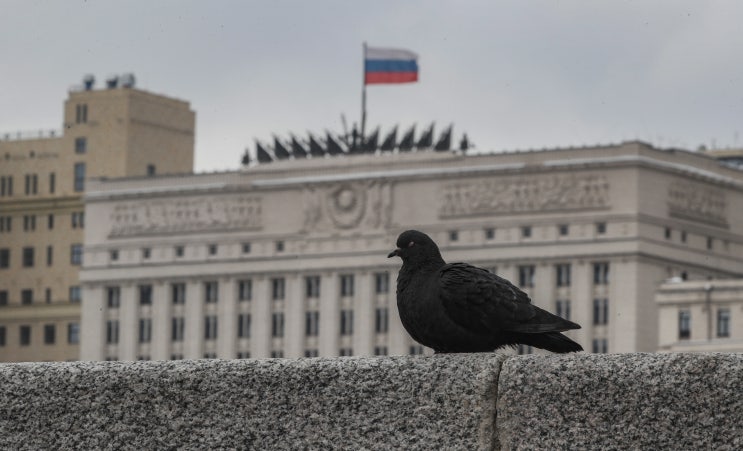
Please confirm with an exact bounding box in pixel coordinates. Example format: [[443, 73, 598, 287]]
[[79, 141, 743, 361], [657, 279, 743, 352], [0, 77, 195, 361]]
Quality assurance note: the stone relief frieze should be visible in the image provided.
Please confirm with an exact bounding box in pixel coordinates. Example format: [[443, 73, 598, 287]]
[[439, 174, 610, 217], [302, 180, 392, 232], [668, 180, 727, 226], [109, 195, 262, 237]]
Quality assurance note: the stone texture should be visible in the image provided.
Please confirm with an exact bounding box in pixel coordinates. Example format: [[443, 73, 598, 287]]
[[0, 354, 504, 450], [497, 353, 743, 450]]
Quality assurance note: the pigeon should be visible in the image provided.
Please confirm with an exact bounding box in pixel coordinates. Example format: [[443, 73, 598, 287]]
[[388, 230, 583, 353]]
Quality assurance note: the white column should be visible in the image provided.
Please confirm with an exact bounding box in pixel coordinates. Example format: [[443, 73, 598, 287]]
[[284, 274, 304, 358], [319, 272, 340, 357], [388, 287, 409, 356], [218, 277, 237, 359], [118, 284, 138, 361], [572, 261, 593, 351], [353, 271, 374, 356], [184, 281, 203, 359], [80, 285, 105, 361], [251, 277, 271, 358], [151, 281, 170, 361], [533, 263, 553, 310]]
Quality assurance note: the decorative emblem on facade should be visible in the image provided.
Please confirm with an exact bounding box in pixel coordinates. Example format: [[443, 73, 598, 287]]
[[302, 180, 392, 232], [439, 174, 610, 217], [668, 180, 727, 227], [109, 195, 262, 237]]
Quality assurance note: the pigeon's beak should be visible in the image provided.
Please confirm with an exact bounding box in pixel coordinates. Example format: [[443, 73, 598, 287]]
[[387, 248, 400, 258]]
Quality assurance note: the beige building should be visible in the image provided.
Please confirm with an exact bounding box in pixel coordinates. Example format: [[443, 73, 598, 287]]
[[0, 75, 195, 361], [78, 141, 743, 361], [657, 279, 743, 352]]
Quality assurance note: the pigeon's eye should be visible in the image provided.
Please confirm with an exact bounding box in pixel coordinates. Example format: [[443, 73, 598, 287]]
[[408, 241, 415, 247]]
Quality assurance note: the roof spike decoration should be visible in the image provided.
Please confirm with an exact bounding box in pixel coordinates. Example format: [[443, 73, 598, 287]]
[[398, 124, 416, 152], [380, 125, 398, 152], [459, 133, 470, 152], [255, 140, 273, 163], [363, 126, 380, 153], [308, 133, 325, 157], [416, 122, 435, 150], [241, 148, 251, 166], [434, 124, 453, 152], [273, 136, 291, 159], [326, 131, 346, 156], [290, 135, 308, 159]]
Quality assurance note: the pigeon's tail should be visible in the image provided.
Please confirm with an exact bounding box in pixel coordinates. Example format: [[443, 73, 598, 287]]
[[520, 331, 583, 353]]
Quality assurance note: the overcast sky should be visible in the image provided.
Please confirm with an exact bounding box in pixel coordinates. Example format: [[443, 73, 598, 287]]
[[2, 1, 742, 172]]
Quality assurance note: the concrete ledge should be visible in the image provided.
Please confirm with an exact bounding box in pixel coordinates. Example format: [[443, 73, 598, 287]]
[[0, 355, 504, 450], [1, 353, 741, 449], [497, 353, 743, 450]]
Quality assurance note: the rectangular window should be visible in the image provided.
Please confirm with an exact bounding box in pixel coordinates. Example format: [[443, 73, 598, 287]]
[[0, 216, 10, 232], [305, 276, 320, 298], [270, 350, 284, 358], [555, 264, 571, 287], [23, 215, 36, 231], [76, 104, 88, 123], [238, 280, 252, 301], [21, 289, 33, 305], [171, 283, 186, 305], [172, 317, 185, 341], [556, 300, 571, 321], [73, 162, 86, 192], [339, 348, 353, 356], [107, 286, 121, 308], [20, 325, 31, 346], [70, 244, 83, 265], [236, 352, 250, 359], [375, 307, 389, 333], [175, 246, 184, 257], [592, 338, 608, 354], [106, 320, 119, 344], [521, 226, 532, 238], [340, 274, 355, 297], [238, 313, 251, 338], [558, 224, 569, 236], [139, 284, 152, 305], [72, 212, 85, 229], [46, 288, 52, 304], [449, 230, 459, 241], [49, 173, 55, 194], [271, 278, 285, 300], [518, 265, 535, 288], [305, 311, 319, 336], [208, 244, 217, 255], [485, 227, 495, 240], [0, 290, 7, 305], [375, 346, 389, 356], [22, 247, 34, 267], [409, 345, 424, 355], [678, 310, 691, 340], [275, 241, 284, 252], [204, 315, 218, 340], [146, 164, 156, 176], [596, 222, 607, 234], [717, 309, 731, 338], [593, 298, 609, 325], [75, 137, 87, 154], [665, 227, 672, 240], [204, 281, 218, 303], [707, 237, 714, 251], [47, 245, 53, 266], [141, 248, 151, 259], [340, 309, 354, 335], [0, 249, 8, 269], [68, 323, 80, 344], [109, 250, 119, 261], [139, 318, 152, 343], [304, 349, 319, 358], [48, 214, 54, 229], [0, 326, 5, 346], [241, 242, 251, 254], [44, 324, 56, 344], [375, 272, 389, 294], [593, 262, 610, 285], [271, 312, 285, 338], [69, 286, 81, 303]]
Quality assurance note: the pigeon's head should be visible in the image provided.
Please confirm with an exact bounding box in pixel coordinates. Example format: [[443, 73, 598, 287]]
[[387, 230, 443, 265]]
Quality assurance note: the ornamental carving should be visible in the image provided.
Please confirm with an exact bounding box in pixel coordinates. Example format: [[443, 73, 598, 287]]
[[302, 180, 392, 232], [668, 181, 727, 227], [109, 195, 262, 237], [439, 174, 609, 217]]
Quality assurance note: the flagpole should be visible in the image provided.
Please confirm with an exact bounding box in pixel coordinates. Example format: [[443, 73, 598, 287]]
[[361, 42, 367, 146]]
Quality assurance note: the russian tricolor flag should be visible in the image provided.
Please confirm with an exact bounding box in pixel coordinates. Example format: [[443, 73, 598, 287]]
[[364, 46, 419, 85]]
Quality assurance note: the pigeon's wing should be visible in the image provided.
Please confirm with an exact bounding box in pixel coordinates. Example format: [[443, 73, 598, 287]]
[[438, 263, 579, 334]]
